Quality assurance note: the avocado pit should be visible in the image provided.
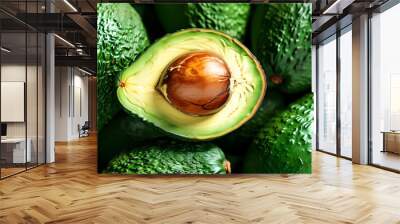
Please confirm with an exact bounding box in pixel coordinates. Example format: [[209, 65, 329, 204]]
[[159, 52, 231, 116]]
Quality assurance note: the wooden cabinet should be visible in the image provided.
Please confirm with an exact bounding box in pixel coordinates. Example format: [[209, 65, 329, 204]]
[[382, 132, 400, 154]]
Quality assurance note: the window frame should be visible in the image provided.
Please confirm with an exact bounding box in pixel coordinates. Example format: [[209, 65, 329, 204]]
[[315, 24, 353, 160]]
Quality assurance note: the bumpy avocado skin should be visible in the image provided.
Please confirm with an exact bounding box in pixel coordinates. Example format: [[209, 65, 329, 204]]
[[97, 3, 149, 130], [98, 112, 165, 172], [132, 5, 166, 42], [244, 94, 313, 173], [251, 4, 312, 94], [216, 90, 286, 154], [155, 3, 250, 40], [106, 142, 227, 174]]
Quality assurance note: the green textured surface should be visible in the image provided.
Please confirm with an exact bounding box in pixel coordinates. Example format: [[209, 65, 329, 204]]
[[251, 3, 312, 93], [97, 3, 149, 130], [106, 141, 227, 174], [215, 90, 286, 154], [132, 4, 165, 42], [98, 111, 165, 172], [243, 94, 313, 173], [155, 3, 250, 40]]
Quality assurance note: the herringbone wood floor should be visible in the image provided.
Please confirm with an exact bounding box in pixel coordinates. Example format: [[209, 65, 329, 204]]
[[1, 135, 400, 224]]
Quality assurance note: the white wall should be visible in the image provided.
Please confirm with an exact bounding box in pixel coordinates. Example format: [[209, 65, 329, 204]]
[[70, 72, 89, 138], [54, 66, 89, 141], [55, 66, 69, 141]]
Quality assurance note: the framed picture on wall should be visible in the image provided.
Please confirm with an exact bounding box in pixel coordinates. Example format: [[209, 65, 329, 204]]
[[97, 2, 313, 175], [1, 81, 25, 122]]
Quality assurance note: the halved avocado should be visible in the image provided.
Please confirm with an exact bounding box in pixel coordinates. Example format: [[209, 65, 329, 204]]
[[117, 29, 266, 140], [97, 3, 149, 130]]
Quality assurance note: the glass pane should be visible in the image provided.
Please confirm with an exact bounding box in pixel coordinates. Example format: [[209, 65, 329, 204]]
[[26, 0, 40, 169], [340, 29, 352, 158], [1, 31, 27, 177], [27, 31, 38, 169], [371, 4, 400, 171], [312, 45, 317, 151], [317, 37, 337, 154]]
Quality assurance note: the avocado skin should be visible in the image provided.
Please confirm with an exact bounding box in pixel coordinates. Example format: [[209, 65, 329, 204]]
[[97, 3, 149, 130], [106, 141, 227, 174], [132, 4, 165, 42], [98, 112, 165, 172], [215, 90, 286, 154], [155, 3, 250, 40], [243, 94, 313, 173], [251, 4, 312, 94]]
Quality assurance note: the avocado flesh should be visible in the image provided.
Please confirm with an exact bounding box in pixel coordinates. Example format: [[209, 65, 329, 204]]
[[106, 141, 228, 174], [155, 3, 250, 40], [244, 94, 313, 173], [251, 3, 311, 94], [117, 29, 266, 140], [97, 3, 149, 130]]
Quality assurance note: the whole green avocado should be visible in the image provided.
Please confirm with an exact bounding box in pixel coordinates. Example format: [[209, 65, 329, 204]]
[[106, 141, 230, 174], [243, 94, 313, 173], [98, 112, 165, 172], [155, 3, 250, 40], [97, 3, 149, 130], [251, 4, 312, 94], [215, 90, 286, 154]]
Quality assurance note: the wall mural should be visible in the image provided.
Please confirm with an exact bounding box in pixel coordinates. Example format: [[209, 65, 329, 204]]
[[97, 2, 313, 174]]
